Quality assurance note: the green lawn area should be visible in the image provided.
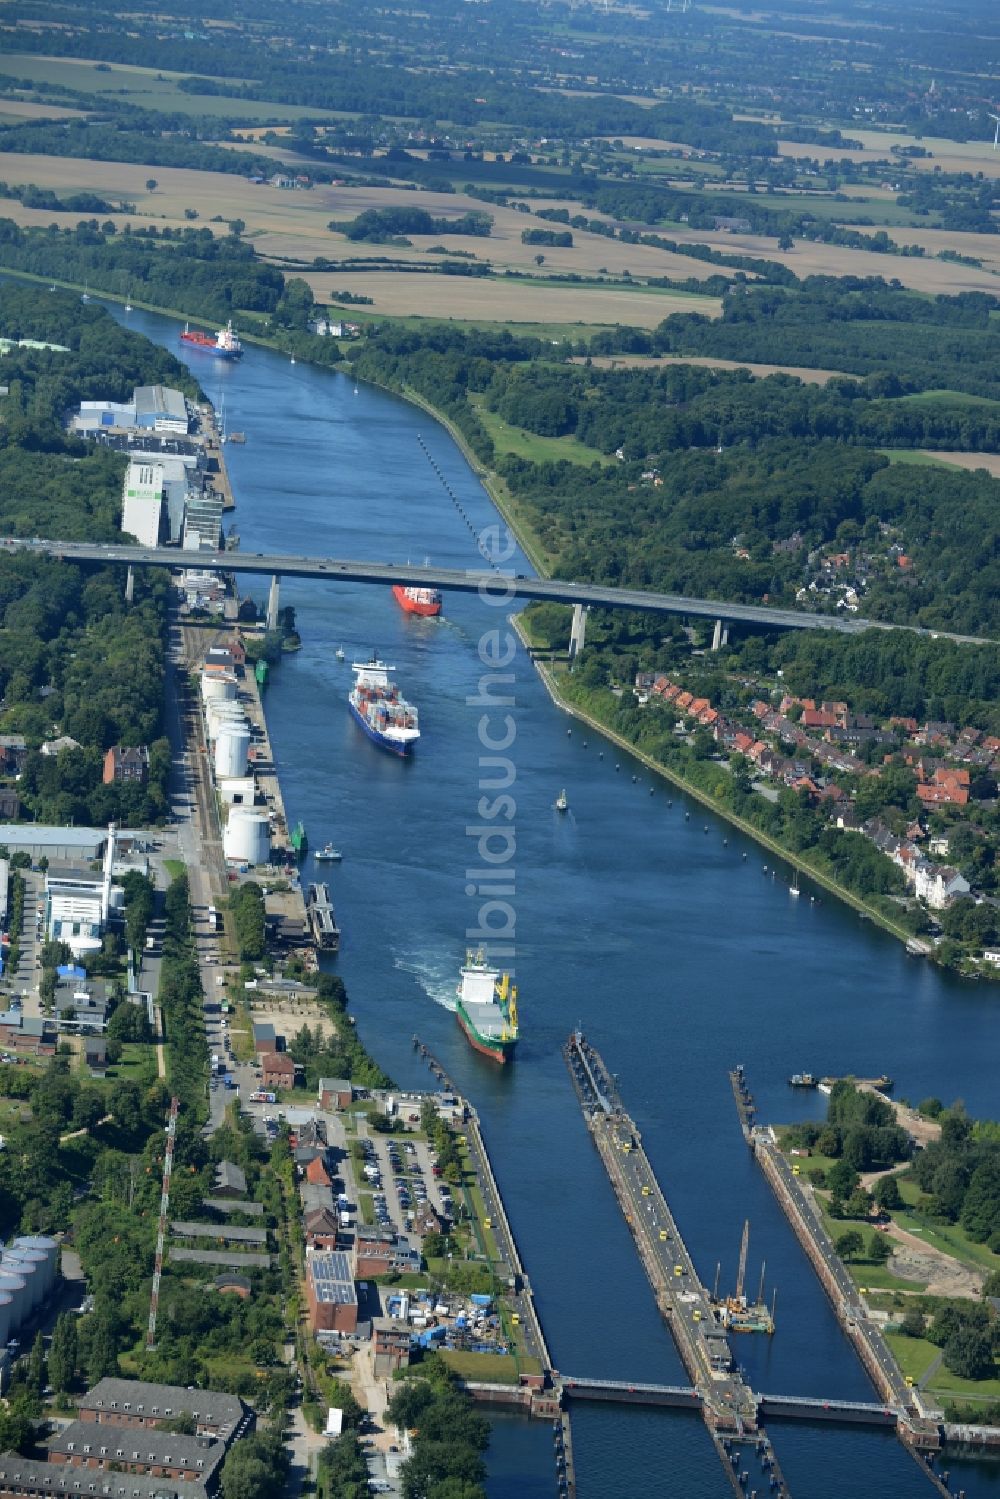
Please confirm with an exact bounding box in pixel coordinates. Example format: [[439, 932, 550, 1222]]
[[897, 389, 1000, 408], [228, 1002, 255, 1062], [101, 1042, 158, 1089], [439, 1350, 524, 1384], [885, 1332, 940, 1383], [358, 1192, 374, 1226], [812, 1197, 928, 1293], [470, 394, 610, 467], [163, 858, 186, 882], [885, 1334, 1000, 1402], [879, 449, 957, 469], [892, 1178, 1000, 1276]]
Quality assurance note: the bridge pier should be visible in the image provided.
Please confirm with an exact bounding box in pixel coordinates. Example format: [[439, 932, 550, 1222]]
[[711, 618, 729, 651], [266, 574, 280, 633], [568, 603, 588, 666], [125, 565, 134, 604]]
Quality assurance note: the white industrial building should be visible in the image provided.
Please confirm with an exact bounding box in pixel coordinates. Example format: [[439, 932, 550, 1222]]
[[72, 385, 188, 437], [45, 825, 122, 956], [0, 826, 110, 862], [121, 461, 164, 548], [121, 457, 192, 547], [72, 399, 137, 435], [133, 384, 189, 434]]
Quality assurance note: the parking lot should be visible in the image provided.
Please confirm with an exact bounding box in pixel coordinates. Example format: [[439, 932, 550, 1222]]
[[357, 1123, 453, 1239]]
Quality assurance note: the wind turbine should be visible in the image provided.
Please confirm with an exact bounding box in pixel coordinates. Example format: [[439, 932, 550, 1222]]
[[991, 113, 1000, 150]]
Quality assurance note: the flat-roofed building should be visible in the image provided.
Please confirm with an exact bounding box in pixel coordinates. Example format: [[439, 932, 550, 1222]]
[[134, 385, 188, 435], [0, 826, 108, 863], [305, 1250, 357, 1334], [372, 1317, 412, 1377], [121, 460, 164, 547], [183, 490, 224, 551], [45, 829, 118, 957]]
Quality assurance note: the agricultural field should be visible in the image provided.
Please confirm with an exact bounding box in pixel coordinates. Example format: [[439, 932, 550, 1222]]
[[574, 354, 852, 383], [304, 268, 715, 327], [0, 55, 343, 121]]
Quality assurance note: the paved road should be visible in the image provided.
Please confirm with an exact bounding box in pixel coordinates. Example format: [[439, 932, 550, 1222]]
[[4, 538, 993, 644]]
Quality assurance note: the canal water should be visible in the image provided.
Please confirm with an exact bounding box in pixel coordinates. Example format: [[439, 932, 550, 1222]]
[[120, 305, 1000, 1498]]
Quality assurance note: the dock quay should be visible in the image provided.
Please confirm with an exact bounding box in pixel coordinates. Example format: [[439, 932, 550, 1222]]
[[563, 1032, 757, 1436], [731, 1064, 757, 1142], [732, 1068, 944, 1455], [199, 410, 236, 512], [189, 623, 312, 964]]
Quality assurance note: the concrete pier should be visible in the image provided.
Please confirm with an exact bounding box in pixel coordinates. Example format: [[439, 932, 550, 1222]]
[[564, 1032, 755, 1434], [733, 1068, 944, 1454]]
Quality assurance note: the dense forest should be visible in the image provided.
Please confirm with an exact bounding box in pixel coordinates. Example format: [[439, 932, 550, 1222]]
[[346, 312, 1000, 636], [0, 284, 187, 822], [0, 219, 299, 323]]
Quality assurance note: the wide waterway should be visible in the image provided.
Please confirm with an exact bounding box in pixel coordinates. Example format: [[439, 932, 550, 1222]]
[[120, 304, 1000, 1499]]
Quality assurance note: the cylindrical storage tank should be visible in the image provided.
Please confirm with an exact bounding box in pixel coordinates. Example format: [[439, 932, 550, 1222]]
[[2, 1253, 40, 1311], [223, 811, 270, 866], [216, 726, 251, 781], [201, 671, 237, 704], [0, 1292, 12, 1349], [207, 704, 247, 741], [13, 1237, 57, 1299], [0, 1272, 27, 1334]]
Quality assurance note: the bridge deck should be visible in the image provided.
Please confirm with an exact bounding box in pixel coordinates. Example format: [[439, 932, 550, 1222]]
[[5, 538, 991, 644]]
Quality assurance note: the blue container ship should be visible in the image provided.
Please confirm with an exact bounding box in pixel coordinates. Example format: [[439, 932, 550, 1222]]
[[348, 657, 420, 756]]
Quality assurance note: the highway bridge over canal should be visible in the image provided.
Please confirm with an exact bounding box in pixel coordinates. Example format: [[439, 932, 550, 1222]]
[[2, 539, 991, 652]]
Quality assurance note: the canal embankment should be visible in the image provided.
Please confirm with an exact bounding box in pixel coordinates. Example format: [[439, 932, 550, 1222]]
[[510, 615, 922, 953]]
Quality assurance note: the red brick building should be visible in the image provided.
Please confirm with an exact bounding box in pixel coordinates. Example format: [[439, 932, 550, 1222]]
[[77, 1378, 246, 1445], [260, 1051, 296, 1089], [305, 1251, 357, 1333], [102, 745, 150, 785], [48, 1421, 225, 1485]]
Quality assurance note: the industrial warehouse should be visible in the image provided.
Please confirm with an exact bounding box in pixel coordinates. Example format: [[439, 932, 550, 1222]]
[[71, 386, 231, 555]]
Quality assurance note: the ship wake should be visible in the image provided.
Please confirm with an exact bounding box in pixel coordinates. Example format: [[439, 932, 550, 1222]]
[[394, 952, 457, 1012]]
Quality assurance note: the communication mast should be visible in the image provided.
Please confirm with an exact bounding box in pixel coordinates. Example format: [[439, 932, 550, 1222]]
[[146, 1096, 180, 1349]]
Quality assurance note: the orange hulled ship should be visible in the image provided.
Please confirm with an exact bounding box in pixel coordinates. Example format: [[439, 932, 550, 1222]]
[[392, 585, 442, 617]]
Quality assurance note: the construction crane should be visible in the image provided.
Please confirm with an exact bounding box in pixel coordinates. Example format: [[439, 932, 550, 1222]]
[[711, 1219, 775, 1334], [734, 1218, 749, 1306], [146, 1095, 180, 1349]]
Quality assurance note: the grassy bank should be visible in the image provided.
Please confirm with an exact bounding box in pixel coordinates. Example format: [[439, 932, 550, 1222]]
[[513, 621, 919, 951]]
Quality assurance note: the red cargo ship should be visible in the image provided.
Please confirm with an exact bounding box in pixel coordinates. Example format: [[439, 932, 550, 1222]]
[[392, 585, 442, 617], [180, 320, 243, 360]]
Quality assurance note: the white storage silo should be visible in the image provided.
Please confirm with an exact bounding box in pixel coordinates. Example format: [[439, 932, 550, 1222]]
[[0, 1271, 28, 1333], [201, 671, 238, 704], [2, 1253, 40, 1310], [0, 1292, 12, 1348], [216, 725, 251, 780], [223, 810, 270, 866], [14, 1237, 57, 1299], [207, 704, 247, 741]]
